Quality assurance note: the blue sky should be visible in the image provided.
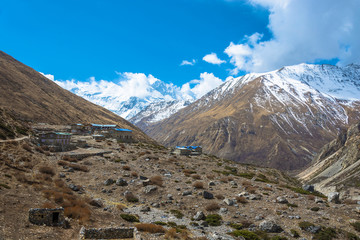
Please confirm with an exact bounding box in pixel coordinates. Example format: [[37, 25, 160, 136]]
[[0, 0, 270, 85], [1, 0, 359, 96]]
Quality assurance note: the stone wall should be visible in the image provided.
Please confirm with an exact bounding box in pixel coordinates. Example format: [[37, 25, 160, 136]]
[[29, 208, 65, 227], [79, 227, 140, 240]]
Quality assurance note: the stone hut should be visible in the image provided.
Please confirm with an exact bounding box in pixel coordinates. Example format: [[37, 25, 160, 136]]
[[29, 208, 65, 227], [112, 128, 133, 143], [71, 123, 90, 135], [79, 227, 140, 240], [173, 146, 202, 155], [92, 134, 105, 142], [90, 124, 117, 134], [38, 132, 72, 146]]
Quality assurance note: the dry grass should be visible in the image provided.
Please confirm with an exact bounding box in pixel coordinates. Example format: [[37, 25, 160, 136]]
[[343, 199, 358, 205], [193, 181, 204, 189], [22, 143, 32, 152], [122, 165, 131, 171], [191, 174, 201, 180], [205, 202, 220, 211], [307, 195, 315, 200], [131, 171, 138, 177], [135, 223, 166, 233], [236, 196, 248, 204], [246, 186, 257, 194], [57, 160, 89, 172], [242, 180, 251, 186], [39, 166, 55, 176], [183, 169, 196, 177], [125, 192, 139, 203], [215, 194, 225, 200], [150, 175, 163, 187], [220, 177, 229, 183]]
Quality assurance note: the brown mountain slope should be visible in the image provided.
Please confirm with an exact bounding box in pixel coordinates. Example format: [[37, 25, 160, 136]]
[[144, 67, 360, 171], [0, 51, 154, 143], [298, 122, 360, 194]]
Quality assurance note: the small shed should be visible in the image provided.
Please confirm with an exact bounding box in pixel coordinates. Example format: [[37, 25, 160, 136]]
[[91, 124, 117, 133], [93, 134, 105, 142], [113, 128, 133, 143], [38, 132, 72, 146], [173, 146, 202, 155], [29, 208, 65, 227]]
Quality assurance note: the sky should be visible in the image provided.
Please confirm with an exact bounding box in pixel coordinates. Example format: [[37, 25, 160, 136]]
[[1, 0, 360, 101]]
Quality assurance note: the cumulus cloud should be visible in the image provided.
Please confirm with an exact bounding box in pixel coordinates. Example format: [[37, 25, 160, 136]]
[[181, 72, 224, 99], [39, 72, 54, 81], [203, 53, 226, 65], [225, 0, 360, 74], [180, 59, 196, 66]]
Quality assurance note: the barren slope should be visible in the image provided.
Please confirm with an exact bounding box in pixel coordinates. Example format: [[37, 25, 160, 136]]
[[0, 51, 153, 143]]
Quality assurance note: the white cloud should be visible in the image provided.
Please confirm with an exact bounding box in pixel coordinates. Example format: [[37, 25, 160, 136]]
[[181, 72, 224, 99], [225, 0, 360, 74], [203, 53, 226, 65], [180, 59, 196, 66], [39, 72, 54, 81]]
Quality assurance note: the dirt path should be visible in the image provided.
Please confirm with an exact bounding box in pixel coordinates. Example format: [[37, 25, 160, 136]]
[[0, 136, 29, 143]]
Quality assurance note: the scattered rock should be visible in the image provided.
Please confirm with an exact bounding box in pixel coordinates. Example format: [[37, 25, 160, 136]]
[[220, 208, 228, 214], [276, 196, 288, 204], [182, 190, 192, 196], [139, 176, 148, 180], [209, 181, 216, 186], [59, 173, 66, 178], [104, 178, 115, 186], [224, 198, 235, 206], [248, 194, 262, 200], [203, 191, 214, 199], [69, 184, 80, 191], [302, 184, 314, 192], [315, 197, 324, 203], [238, 191, 249, 197], [116, 178, 128, 186], [328, 192, 340, 203], [140, 206, 151, 212], [167, 194, 173, 200], [200, 221, 209, 227], [142, 179, 151, 186], [229, 181, 237, 187], [259, 220, 283, 233], [89, 198, 103, 208], [255, 215, 264, 221], [193, 211, 205, 221], [144, 185, 157, 194], [152, 202, 160, 208]]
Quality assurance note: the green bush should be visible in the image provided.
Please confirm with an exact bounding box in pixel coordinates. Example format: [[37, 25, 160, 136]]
[[205, 214, 222, 226], [170, 209, 184, 219], [152, 221, 167, 226], [120, 214, 139, 222], [230, 230, 260, 240], [313, 227, 337, 240], [229, 222, 243, 230], [298, 221, 315, 230], [311, 207, 320, 211], [271, 237, 288, 240], [290, 229, 300, 238], [351, 221, 360, 232]]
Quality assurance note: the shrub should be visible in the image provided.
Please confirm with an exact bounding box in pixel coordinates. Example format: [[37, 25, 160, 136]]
[[39, 166, 55, 176], [193, 181, 204, 189], [229, 222, 243, 230], [22, 143, 32, 152], [191, 174, 201, 180], [170, 209, 184, 219], [122, 165, 131, 171], [131, 171, 138, 178], [344, 199, 358, 205], [287, 203, 298, 208], [298, 221, 315, 231], [125, 192, 139, 203], [205, 202, 220, 211], [35, 146, 44, 153], [120, 214, 139, 222], [150, 176, 163, 186], [153, 221, 167, 226], [351, 221, 360, 232], [0, 183, 10, 189], [290, 229, 300, 238], [215, 194, 225, 200], [205, 214, 222, 226], [236, 196, 248, 204], [310, 207, 320, 211], [230, 230, 260, 240], [183, 169, 196, 177], [136, 223, 165, 233], [64, 204, 91, 223], [314, 227, 337, 240], [270, 237, 288, 240], [247, 186, 257, 194]]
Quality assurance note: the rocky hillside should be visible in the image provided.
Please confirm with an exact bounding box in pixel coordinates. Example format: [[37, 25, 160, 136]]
[[298, 121, 360, 195], [144, 64, 360, 170], [1, 134, 360, 239], [0, 51, 153, 143]]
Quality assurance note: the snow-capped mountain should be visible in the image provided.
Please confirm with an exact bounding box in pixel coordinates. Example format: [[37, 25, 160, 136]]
[[144, 63, 360, 170], [54, 75, 196, 120]]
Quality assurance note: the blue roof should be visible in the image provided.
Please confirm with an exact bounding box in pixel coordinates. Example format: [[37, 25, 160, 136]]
[[55, 132, 72, 135], [91, 124, 117, 127], [115, 128, 132, 132], [176, 146, 201, 149]]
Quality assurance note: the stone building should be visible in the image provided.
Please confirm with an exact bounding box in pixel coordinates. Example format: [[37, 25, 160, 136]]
[[79, 227, 140, 240], [70, 123, 90, 135], [112, 128, 133, 143], [90, 124, 117, 133], [173, 146, 202, 155], [29, 208, 65, 227]]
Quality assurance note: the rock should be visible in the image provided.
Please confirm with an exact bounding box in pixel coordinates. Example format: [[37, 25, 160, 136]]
[[302, 184, 314, 192], [89, 198, 103, 208], [229, 181, 238, 186], [315, 197, 324, 203], [164, 173, 172, 177], [59, 173, 66, 178], [238, 191, 249, 197], [255, 215, 264, 221], [224, 198, 235, 206], [182, 190, 192, 196], [220, 208, 228, 214], [67, 167, 74, 172], [259, 220, 283, 233], [193, 211, 205, 221], [354, 206, 360, 213], [209, 232, 237, 240], [142, 179, 151, 186], [176, 187, 181, 191], [116, 178, 128, 186], [203, 191, 214, 199], [69, 184, 80, 191], [139, 176, 148, 180], [276, 196, 288, 204], [140, 206, 151, 212], [144, 185, 158, 194], [152, 202, 160, 208], [104, 178, 114, 186], [308, 225, 321, 234], [248, 194, 262, 200], [167, 194, 173, 200], [209, 181, 216, 186], [328, 192, 340, 203], [200, 221, 208, 227]]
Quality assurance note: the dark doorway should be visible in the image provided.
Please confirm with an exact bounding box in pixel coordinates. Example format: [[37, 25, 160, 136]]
[[52, 212, 59, 224]]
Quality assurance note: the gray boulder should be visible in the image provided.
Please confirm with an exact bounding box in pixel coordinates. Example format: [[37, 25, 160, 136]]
[[248, 194, 262, 200], [144, 185, 158, 194], [276, 196, 288, 204], [203, 191, 214, 199], [328, 192, 340, 203], [104, 178, 114, 186], [182, 190, 192, 196], [224, 198, 235, 206], [302, 184, 314, 192], [259, 220, 283, 233], [193, 211, 205, 221], [116, 178, 128, 186]]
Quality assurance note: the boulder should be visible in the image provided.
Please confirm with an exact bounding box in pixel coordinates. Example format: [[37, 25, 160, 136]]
[[248, 194, 262, 200], [116, 178, 128, 186], [167, 194, 174, 200], [220, 208, 228, 214], [104, 178, 115, 186], [276, 196, 288, 204], [139, 176, 148, 180], [224, 198, 235, 206], [144, 185, 158, 194], [315, 197, 324, 203], [182, 190, 192, 196], [203, 191, 214, 199], [89, 198, 103, 208], [259, 220, 283, 233], [302, 184, 314, 192], [140, 206, 151, 212], [328, 192, 340, 203], [142, 179, 151, 186], [208, 181, 216, 186], [193, 211, 205, 221]]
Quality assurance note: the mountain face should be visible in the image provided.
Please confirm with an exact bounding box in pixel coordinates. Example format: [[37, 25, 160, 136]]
[[143, 63, 360, 170], [55, 76, 196, 121], [297, 122, 360, 195], [0, 51, 154, 143]]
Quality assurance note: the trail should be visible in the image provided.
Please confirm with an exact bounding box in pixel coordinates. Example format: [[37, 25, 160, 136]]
[[0, 136, 29, 143]]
